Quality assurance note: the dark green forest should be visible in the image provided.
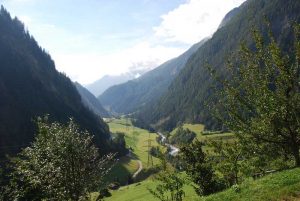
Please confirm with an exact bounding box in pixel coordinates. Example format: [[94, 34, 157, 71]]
[[133, 0, 300, 132], [0, 6, 111, 157]]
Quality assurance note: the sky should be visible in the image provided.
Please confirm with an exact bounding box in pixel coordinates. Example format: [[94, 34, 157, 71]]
[[1, 0, 246, 85]]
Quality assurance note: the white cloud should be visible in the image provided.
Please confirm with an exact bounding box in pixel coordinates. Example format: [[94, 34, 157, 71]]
[[53, 0, 247, 84], [154, 0, 246, 45], [53, 42, 183, 85], [4, 0, 246, 84], [19, 15, 31, 25]]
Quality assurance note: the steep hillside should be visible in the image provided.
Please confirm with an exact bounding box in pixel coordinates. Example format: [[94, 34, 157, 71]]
[[99, 39, 207, 114], [0, 7, 110, 157], [135, 0, 300, 131], [74, 82, 110, 117]]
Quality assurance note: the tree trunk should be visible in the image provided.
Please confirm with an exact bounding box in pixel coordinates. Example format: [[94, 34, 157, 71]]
[[291, 144, 300, 167]]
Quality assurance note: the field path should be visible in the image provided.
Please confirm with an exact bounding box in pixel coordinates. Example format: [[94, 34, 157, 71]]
[[132, 160, 142, 179], [127, 150, 143, 179]]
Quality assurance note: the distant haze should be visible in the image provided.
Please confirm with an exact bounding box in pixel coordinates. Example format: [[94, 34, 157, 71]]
[[86, 69, 148, 97]]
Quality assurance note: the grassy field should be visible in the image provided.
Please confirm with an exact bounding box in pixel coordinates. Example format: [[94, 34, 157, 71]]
[[197, 168, 300, 201], [99, 174, 198, 201], [103, 156, 138, 185], [104, 118, 164, 185], [170, 123, 205, 137], [108, 118, 162, 167], [170, 123, 234, 142], [97, 168, 300, 201]]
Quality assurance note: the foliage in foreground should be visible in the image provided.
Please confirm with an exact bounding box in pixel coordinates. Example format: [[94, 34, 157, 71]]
[[5, 117, 114, 201], [148, 152, 185, 201], [180, 140, 224, 196], [208, 140, 244, 186], [175, 25, 300, 198], [212, 24, 300, 167], [148, 170, 185, 201]]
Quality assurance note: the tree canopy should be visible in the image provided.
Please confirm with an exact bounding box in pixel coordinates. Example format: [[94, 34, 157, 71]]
[[6, 117, 114, 200], [213, 25, 300, 166]]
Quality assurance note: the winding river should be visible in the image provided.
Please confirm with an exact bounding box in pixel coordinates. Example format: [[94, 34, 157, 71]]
[[157, 132, 179, 156]]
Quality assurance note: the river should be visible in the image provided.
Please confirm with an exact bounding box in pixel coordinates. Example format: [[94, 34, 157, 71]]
[[157, 132, 179, 156]]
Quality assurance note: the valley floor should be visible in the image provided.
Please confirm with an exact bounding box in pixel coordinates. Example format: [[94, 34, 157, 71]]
[[97, 119, 300, 201], [102, 118, 164, 185]]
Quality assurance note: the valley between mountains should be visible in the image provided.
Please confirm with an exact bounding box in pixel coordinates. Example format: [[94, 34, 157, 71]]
[[1, 0, 300, 200]]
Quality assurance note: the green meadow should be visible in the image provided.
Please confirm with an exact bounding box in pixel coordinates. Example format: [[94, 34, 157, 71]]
[[98, 168, 300, 201], [103, 118, 164, 185]]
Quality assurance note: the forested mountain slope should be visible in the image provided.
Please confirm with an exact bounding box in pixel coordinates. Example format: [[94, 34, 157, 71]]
[[74, 82, 110, 117], [0, 7, 110, 157], [98, 39, 207, 114], [134, 0, 300, 131]]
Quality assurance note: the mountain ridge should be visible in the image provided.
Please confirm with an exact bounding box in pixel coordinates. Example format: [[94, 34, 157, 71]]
[[0, 6, 111, 156]]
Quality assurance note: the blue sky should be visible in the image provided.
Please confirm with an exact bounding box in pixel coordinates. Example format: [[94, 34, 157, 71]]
[[1, 0, 245, 84]]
